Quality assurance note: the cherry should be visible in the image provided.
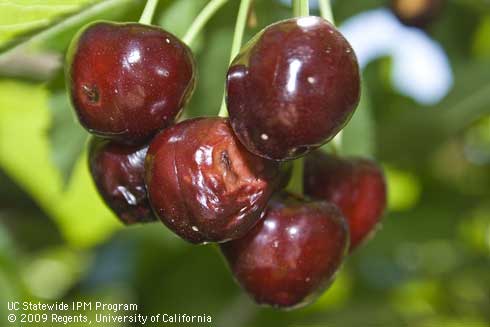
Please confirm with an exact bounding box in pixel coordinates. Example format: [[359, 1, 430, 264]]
[[88, 137, 156, 225], [304, 151, 387, 251], [145, 117, 282, 244], [390, 0, 444, 28], [67, 22, 196, 144], [226, 16, 360, 161], [220, 192, 348, 309]]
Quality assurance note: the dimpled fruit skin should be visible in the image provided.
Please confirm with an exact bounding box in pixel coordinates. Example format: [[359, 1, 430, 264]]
[[304, 151, 387, 251], [145, 117, 281, 244], [220, 192, 349, 309], [226, 16, 360, 161], [67, 22, 196, 144], [88, 137, 156, 225]]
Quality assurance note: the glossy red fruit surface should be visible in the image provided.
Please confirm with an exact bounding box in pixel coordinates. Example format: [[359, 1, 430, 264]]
[[220, 192, 349, 309], [67, 22, 196, 144], [391, 0, 444, 28], [88, 137, 156, 225], [145, 117, 281, 244], [304, 151, 387, 251], [226, 16, 360, 161]]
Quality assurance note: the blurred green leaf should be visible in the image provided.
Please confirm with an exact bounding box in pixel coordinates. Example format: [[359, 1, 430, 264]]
[[47, 70, 87, 185], [473, 15, 490, 58], [157, 0, 207, 38], [0, 79, 120, 247], [459, 206, 490, 255], [0, 0, 144, 80], [376, 61, 490, 168], [341, 85, 376, 157], [385, 165, 422, 211], [21, 246, 90, 299], [0, 0, 96, 47]]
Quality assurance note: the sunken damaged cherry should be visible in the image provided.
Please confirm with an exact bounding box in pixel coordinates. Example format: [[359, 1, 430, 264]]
[[220, 192, 349, 309], [145, 117, 282, 244], [67, 21, 196, 144], [304, 151, 387, 251], [226, 16, 360, 160], [88, 137, 156, 225]]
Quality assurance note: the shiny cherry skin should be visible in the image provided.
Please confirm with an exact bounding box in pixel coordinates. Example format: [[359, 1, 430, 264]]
[[88, 137, 156, 225], [67, 22, 196, 144], [145, 117, 282, 244], [226, 16, 360, 161], [220, 192, 349, 309], [391, 0, 444, 28], [304, 151, 387, 251]]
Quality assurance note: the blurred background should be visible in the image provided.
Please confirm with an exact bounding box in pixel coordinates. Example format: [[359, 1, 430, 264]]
[[0, 0, 489, 326]]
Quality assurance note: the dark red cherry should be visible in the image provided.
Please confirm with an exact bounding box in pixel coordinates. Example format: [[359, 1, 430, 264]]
[[145, 117, 281, 244], [220, 192, 349, 309], [304, 151, 387, 251], [67, 22, 196, 144], [226, 16, 360, 161], [88, 137, 156, 225], [391, 0, 444, 28]]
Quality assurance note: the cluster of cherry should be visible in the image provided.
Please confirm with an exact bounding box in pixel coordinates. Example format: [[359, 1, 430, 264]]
[[66, 15, 386, 309]]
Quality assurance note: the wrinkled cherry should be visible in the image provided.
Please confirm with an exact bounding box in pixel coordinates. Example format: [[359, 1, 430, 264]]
[[67, 22, 196, 144], [88, 137, 156, 225], [304, 151, 387, 251], [391, 0, 444, 28], [226, 16, 360, 161], [220, 192, 348, 308], [145, 117, 281, 244]]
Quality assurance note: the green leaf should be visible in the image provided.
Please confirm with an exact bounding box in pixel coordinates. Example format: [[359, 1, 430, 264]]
[[47, 70, 87, 185], [0, 79, 120, 248], [0, 0, 144, 80], [186, 25, 233, 118], [473, 15, 490, 58], [341, 85, 376, 157], [0, 0, 96, 48], [157, 0, 208, 39], [377, 62, 490, 168]]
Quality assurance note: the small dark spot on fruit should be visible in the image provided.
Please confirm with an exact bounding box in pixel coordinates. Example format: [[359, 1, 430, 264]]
[[221, 150, 232, 171], [82, 84, 100, 103]]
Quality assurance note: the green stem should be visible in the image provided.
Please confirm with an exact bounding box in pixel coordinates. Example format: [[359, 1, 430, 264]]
[[332, 131, 342, 151], [139, 0, 159, 25], [293, 0, 310, 17], [319, 0, 341, 152], [182, 0, 229, 46], [318, 0, 335, 24], [286, 157, 304, 195], [218, 0, 253, 117], [287, 0, 310, 196]]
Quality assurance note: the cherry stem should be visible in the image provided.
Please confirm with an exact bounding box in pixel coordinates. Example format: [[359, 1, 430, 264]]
[[286, 0, 310, 195], [319, 0, 342, 153], [293, 0, 310, 17], [286, 157, 305, 195], [286, 0, 310, 196], [139, 0, 159, 25], [318, 0, 335, 24], [182, 0, 229, 46], [218, 0, 253, 118]]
